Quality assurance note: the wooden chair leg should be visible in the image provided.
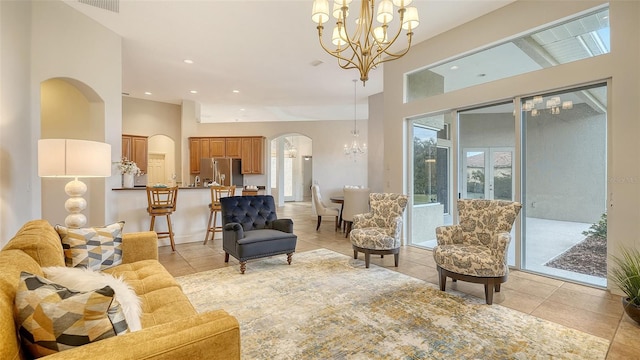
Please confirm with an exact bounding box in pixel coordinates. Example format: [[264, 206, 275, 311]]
[[484, 282, 494, 305], [204, 210, 214, 245], [393, 253, 399, 267], [353, 249, 358, 259], [213, 210, 220, 234], [287, 253, 293, 265], [240, 261, 247, 274], [335, 216, 339, 231], [364, 251, 371, 268], [316, 216, 321, 231], [344, 222, 352, 238], [149, 216, 156, 231], [166, 214, 175, 251], [224, 252, 230, 262], [438, 267, 447, 291]]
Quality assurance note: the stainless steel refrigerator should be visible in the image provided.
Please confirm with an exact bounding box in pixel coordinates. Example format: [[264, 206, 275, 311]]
[[200, 158, 243, 187]]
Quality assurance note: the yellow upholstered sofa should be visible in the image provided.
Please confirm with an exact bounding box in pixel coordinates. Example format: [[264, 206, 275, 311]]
[[0, 220, 240, 360]]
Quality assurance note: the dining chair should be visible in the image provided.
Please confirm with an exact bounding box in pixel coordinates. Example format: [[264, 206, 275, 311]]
[[204, 185, 236, 245], [342, 187, 370, 237], [311, 185, 341, 231], [146, 186, 179, 251]]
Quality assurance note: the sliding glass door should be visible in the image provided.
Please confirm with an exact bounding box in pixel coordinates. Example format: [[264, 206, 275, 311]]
[[408, 114, 451, 249], [458, 102, 517, 265], [522, 84, 608, 286]]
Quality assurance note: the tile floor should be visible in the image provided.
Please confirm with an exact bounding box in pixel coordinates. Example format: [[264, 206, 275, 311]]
[[158, 201, 640, 359]]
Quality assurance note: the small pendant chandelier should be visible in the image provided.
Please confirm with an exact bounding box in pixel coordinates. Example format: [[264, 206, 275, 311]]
[[312, 0, 419, 86], [345, 79, 367, 157]]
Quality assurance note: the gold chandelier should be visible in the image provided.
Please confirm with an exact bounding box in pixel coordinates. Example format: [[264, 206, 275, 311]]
[[312, 0, 419, 85]]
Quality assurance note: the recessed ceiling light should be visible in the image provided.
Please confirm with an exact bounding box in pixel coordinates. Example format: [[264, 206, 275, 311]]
[[450, 65, 459, 70], [240, 108, 245, 112], [183, 59, 194, 64], [233, 90, 240, 94], [189, 90, 198, 94], [144, 91, 152, 95]]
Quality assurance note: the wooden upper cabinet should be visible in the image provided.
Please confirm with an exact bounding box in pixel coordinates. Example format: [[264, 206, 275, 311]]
[[189, 138, 201, 174], [241, 138, 253, 174], [122, 134, 148, 173], [241, 137, 265, 174], [251, 137, 264, 174], [190, 136, 264, 174], [210, 138, 226, 158], [199, 138, 211, 159], [225, 138, 242, 158]]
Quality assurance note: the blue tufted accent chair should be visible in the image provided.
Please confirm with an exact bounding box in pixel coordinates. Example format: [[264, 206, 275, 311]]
[[220, 195, 297, 274]]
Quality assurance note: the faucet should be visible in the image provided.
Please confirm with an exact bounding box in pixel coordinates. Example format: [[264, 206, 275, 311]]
[[194, 175, 200, 187]]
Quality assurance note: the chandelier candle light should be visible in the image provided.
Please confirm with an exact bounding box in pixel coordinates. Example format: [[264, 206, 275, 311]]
[[312, 0, 419, 85], [345, 79, 367, 157]]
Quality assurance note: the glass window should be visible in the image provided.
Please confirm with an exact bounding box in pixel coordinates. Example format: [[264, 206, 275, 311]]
[[406, 7, 609, 102]]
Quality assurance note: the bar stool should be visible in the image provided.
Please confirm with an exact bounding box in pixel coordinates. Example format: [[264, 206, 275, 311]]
[[204, 185, 236, 245], [146, 186, 179, 251]]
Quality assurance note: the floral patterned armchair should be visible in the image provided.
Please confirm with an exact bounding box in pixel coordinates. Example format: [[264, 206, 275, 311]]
[[433, 199, 522, 304], [349, 193, 408, 268]]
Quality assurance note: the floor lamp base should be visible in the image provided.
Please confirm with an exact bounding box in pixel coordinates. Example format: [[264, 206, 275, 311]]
[[64, 179, 88, 228]]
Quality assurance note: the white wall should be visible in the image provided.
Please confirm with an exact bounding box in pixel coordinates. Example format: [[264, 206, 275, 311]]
[[0, 0, 122, 245], [30, 0, 122, 227], [0, 0, 32, 245], [368, 92, 384, 193], [384, 0, 640, 292]]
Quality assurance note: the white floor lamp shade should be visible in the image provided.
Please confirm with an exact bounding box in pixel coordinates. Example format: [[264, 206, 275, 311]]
[[38, 139, 111, 228]]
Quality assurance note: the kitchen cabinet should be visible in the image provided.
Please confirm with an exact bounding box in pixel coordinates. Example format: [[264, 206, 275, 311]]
[[122, 134, 148, 173], [225, 138, 242, 158], [200, 138, 211, 159], [189, 138, 201, 174], [241, 137, 265, 174], [189, 136, 264, 174], [210, 138, 226, 157]]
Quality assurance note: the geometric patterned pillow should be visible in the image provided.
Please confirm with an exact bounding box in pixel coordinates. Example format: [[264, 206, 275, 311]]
[[14, 272, 128, 358], [55, 221, 125, 271]]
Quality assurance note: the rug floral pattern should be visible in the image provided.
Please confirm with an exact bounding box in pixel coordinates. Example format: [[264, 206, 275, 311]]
[[177, 249, 609, 360]]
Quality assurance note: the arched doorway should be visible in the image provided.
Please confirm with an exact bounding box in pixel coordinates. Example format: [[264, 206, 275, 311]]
[[270, 134, 312, 206]]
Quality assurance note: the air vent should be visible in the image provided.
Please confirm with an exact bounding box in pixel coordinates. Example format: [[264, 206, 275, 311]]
[[78, 0, 119, 13]]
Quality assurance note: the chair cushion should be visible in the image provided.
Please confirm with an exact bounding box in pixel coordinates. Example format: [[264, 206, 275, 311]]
[[14, 272, 128, 358], [433, 244, 507, 277], [56, 222, 125, 271], [350, 228, 398, 250]]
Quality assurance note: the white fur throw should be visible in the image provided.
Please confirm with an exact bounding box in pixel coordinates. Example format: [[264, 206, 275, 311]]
[[42, 266, 142, 332]]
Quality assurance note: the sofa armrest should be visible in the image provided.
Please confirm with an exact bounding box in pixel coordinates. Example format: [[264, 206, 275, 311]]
[[272, 218, 293, 233], [223, 223, 244, 239], [41, 310, 240, 360], [121, 231, 159, 263]]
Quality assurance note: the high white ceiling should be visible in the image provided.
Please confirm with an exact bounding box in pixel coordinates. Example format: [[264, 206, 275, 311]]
[[63, 0, 515, 123]]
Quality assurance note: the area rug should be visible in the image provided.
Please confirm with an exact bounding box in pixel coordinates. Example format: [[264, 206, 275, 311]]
[[176, 249, 609, 359], [544, 235, 607, 278]]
